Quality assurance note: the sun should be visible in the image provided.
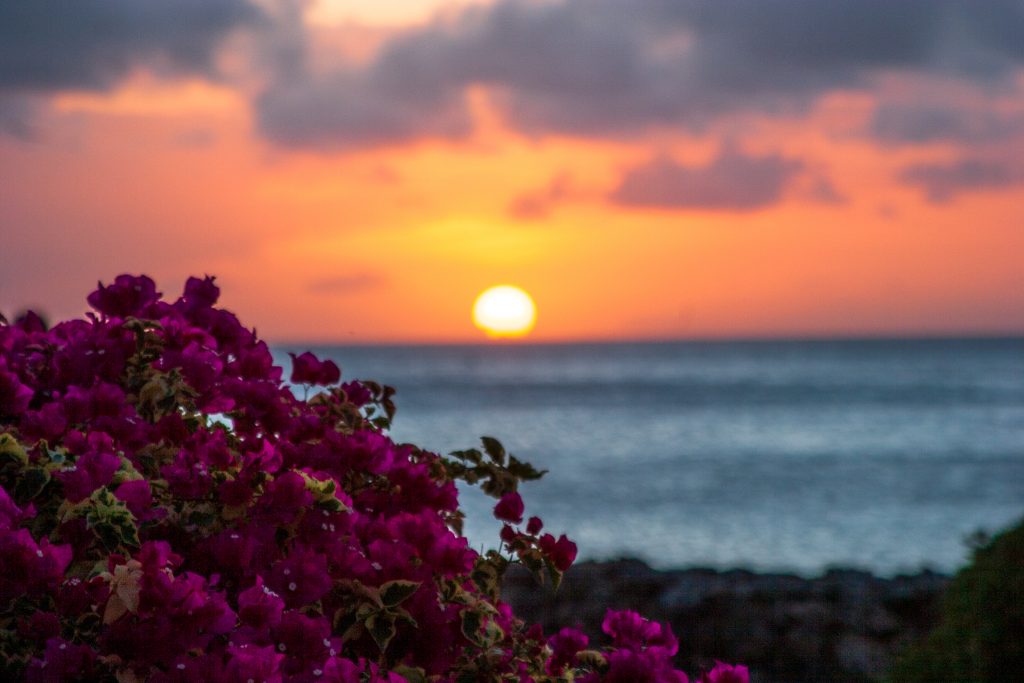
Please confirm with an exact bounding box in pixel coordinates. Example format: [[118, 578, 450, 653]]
[[472, 285, 537, 338]]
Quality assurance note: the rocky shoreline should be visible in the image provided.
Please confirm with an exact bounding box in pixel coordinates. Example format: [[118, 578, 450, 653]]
[[502, 559, 949, 683]]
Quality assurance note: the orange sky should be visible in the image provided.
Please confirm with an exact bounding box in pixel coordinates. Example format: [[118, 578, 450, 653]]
[[1, 1, 1022, 343]]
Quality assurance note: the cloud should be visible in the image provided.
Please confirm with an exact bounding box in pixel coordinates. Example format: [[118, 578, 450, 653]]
[[610, 146, 804, 211], [256, 0, 1024, 149], [0, 1, 261, 94], [899, 158, 1023, 202], [307, 273, 385, 294], [0, 94, 39, 140], [507, 173, 575, 220], [806, 176, 847, 205], [871, 103, 1024, 145]]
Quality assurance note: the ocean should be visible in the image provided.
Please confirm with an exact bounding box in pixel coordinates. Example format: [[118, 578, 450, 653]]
[[273, 338, 1024, 576]]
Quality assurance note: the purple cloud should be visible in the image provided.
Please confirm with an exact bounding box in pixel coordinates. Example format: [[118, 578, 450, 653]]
[[611, 146, 804, 211]]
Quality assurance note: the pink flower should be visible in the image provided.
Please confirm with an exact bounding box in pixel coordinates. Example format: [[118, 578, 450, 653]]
[[56, 448, 121, 502], [601, 609, 678, 655], [267, 546, 332, 608], [114, 479, 163, 521], [225, 643, 285, 683], [539, 533, 578, 572], [0, 361, 33, 416], [701, 662, 750, 683], [341, 380, 372, 406], [180, 275, 220, 311], [0, 484, 29, 531], [87, 274, 160, 318], [289, 351, 341, 385], [0, 530, 73, 603], [19, 402, 68, 442], [527, 516, 544, 535], [25, 638, 96, 682], [547, 627, 589, 675], [0, 273, 747, 681], [494, 491, 525, 523], [238, 576, 285, 631], [271, 609, 332, 663]]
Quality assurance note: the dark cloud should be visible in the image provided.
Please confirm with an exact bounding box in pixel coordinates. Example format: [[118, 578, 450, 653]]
[[307, 273, 385, 294], [611, 146, 804, 211], [0, 94, 39, 140], [257, 0, 1024, 148], [871, 103, 1024, 145], [0, 1, 261, 94], [899, 158, 1023, 202]]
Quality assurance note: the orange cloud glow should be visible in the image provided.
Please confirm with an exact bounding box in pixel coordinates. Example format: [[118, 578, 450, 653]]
[[2, 2, 1023, 343]]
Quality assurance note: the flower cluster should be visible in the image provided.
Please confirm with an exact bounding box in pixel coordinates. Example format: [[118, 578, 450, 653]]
[[0, 275, 746, 682]]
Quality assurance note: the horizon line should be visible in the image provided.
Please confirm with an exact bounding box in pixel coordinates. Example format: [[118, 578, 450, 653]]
[[269, 330, 1024, 349]]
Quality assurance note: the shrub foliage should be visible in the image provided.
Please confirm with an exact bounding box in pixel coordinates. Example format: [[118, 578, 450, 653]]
[[0, 275, 746, 682], [891, 517, 1024, 683]]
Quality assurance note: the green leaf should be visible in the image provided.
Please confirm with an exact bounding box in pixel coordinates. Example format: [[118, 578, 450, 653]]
[[507, 455, 546, 481], [460, 609, 484, 646], [449, 449, 483, 466], [84, 490, 140, 551], [366, 613, 397, 653], [379, 580, 420, 608], [576, 649, 609, 670], [391, 607, 418, 628], [13, 466, 49, 503], [391, 665, 427, 683], [483, 619, 505, 645], [299, 471, 351, 513], [0, 433, 28, 468], [480, 436, 506, 466], [545, 558, 564, 592], [334, 607, 364, 643]]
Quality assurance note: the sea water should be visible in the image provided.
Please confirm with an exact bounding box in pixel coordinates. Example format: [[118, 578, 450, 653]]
[[274, 338, 1024, 576]]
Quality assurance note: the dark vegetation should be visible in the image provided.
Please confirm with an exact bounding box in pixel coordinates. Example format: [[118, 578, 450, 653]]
[[891, 517, 1024, 683]]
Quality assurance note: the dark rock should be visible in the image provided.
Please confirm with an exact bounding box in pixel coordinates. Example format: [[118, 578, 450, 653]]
[[502, 559, 948, 683]]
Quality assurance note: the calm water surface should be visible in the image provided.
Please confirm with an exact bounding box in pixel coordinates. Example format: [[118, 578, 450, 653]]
[[274, 338, 1024, 576]]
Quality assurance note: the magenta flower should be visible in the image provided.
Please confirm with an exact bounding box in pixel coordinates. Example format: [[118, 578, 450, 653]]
[[601, 609, 678, 655], [114, 479, 163, 521], [267, 545, 333, 608], [595, 648, 689, 683], [272, 609, 332, 664], [225, 643, 285, 683], [19, 402, 68, 443], [494, 491, 525, 523], [24, 638, 96, 682], [341, 380, 372, 406], [0, 361, 33, 417], [547, 626, 589, 675], [238, 576, 285, 631], [56, 448, 121, 502], [289, 351, 341, 385], [0, 274, 746, 680], [0, 530, 72, 603], [0, 484, 29, 531], [253, 470, 313, 526], [539, 533, 579, 572], [701, 662, 750, 683], [87, 274, 160, 318], [180, 275, 221, 311]]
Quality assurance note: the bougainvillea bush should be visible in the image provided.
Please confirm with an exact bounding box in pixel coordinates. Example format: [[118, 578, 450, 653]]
[[0, 275, 747, 683]]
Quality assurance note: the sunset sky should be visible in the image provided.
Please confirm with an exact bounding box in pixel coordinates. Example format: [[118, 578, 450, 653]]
[[2, 0, 1023, 343]]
